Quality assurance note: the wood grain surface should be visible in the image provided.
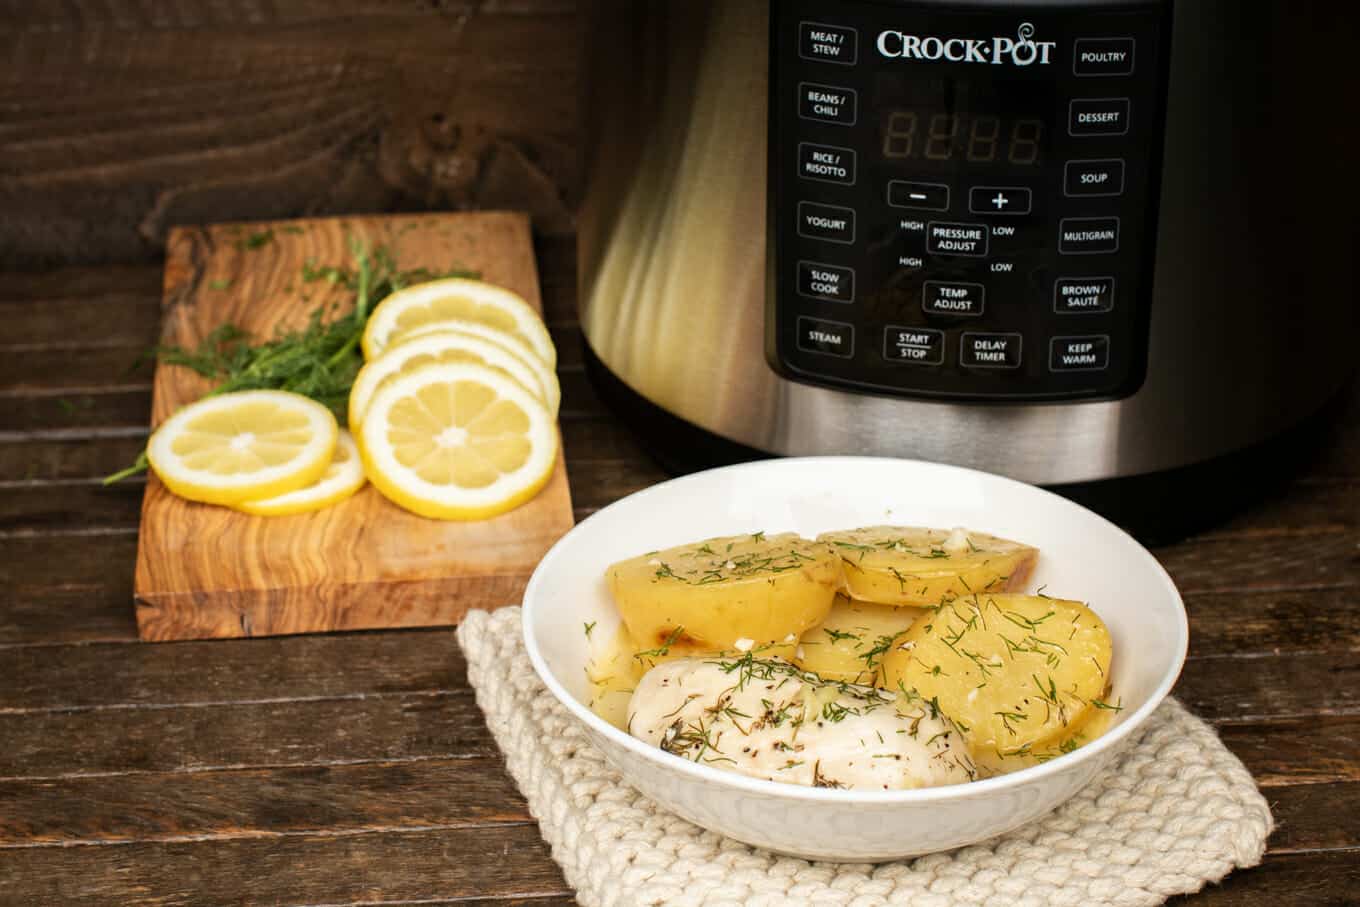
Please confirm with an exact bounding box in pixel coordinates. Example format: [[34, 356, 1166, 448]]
[[1, 250, 1356, 904], [132, 213, 575, 641]]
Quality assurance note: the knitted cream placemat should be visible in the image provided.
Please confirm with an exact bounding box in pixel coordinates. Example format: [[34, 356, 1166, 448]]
[[458, 609, 1272, 907]]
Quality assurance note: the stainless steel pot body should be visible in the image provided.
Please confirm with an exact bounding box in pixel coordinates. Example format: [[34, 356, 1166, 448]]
[[579, 0, 1355, 484]]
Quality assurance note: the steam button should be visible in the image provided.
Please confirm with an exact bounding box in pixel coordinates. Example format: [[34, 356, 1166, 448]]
[[800, 22, 858, 66], [798, 316, 854, 359]]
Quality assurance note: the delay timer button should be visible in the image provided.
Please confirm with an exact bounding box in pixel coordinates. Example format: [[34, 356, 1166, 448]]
[[961, 333, 1023, 369], [1073, 38, 1136, 76], [799, 22, 858, 66]]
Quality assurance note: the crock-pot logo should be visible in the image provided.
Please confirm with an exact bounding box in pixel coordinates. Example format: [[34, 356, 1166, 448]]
[[877, 22, 1056, 66]]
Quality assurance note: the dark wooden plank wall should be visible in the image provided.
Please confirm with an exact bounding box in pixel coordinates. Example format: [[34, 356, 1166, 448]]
[[1, 2, 1358, 905]]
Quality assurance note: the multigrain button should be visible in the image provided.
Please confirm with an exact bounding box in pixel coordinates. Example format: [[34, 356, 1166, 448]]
[[1059, 217, 1120, 254], [923, 280, 985, 317], [799, 22, 858, 65], [798, 201, 856, 244], [798, 316, 854, 358], [1064, 159, 1126, 197], [1050, 335, 1111, 372], [961, 332, 1023, 369], [1054, 277, 1116, 313], [1074, 38, 1136, 76], [884, 326, 945, 365], [926, 221, 989, 257], [799, 82, 857, 125], [1069, 98, 1130, 136], [798, 260, 855, 303], [798, 142, 856, 185], [888, 180, 950, 211]]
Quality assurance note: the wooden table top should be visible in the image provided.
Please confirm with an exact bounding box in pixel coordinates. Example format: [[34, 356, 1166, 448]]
[[1, 242, 1356, 905]]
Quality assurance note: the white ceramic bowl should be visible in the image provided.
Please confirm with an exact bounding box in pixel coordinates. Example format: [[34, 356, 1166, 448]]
[[522, 457, 1187, 862]]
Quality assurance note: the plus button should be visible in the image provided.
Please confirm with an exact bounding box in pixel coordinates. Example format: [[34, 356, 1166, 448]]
[[991, 193, 1010, 210]]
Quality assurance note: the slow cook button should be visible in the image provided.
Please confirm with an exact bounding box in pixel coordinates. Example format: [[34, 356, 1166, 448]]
[[798, 260, 855, 303], [799, 142, 857, 185], [1050, 335, 1111, 372], [799, 82, 858, 125], [1054, 277, 1116, 313], [884, 326, 944, 365], [798, 201, 856, 244], [1064, 159, 1126, 197], [1059, 217, 1120, 254], [1069, 98, 1130, 136], [799, 22, 858, 65], [1073, 37, 1136, 76], [961, 332, 1023, 369], [926, 221, 989, 257], [798, 316, 854, 358], [923, 280, 985, 317]]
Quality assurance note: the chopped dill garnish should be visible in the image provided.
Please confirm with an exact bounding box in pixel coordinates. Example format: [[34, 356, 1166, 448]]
[[635, 626, 686, 664], [103, 238, 477, 485], [1090, 698, 1124, 711], [583, 622, 596, 640]]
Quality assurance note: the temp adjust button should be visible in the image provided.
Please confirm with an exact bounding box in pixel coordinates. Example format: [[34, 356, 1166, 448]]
[[798, 201, 856, 244], [799, 83, 857, 125], [961, 333, 1023, 369], [1054, 277, 1115, 313], [799, 143, 856, 185], [1059, 217, 1120, 254], [1069, 98, 1130, 136], [798, 260, 855, 303], [798, 316, 854, 358], [884, 327, 944, 365], [800, 22, 858, 65], [923, 280, 985, 317], [1050, 335, 1110, 372], [926, 221, 989, 257]]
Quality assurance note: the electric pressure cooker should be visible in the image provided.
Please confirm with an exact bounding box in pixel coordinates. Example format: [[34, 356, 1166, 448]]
[[579, 0, 1356, 534]]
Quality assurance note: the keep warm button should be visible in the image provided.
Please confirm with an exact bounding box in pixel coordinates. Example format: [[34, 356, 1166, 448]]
[[1050, 335, 1110, 372], [961, 332, 1023, 369]]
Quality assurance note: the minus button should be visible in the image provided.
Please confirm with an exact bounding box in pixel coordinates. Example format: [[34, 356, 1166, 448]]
[[888, 180, 950, 212]]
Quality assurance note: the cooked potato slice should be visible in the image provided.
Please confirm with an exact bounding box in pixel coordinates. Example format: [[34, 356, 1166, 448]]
[[606, 532, 840, 653], [818, 526, 1037, 607], [796, 595, 925, 685], [971, 700, 1118, 777], [881, 593, 1112, 760]]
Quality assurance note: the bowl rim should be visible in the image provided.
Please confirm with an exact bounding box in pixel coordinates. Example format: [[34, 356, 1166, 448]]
[[522, 455, 1189, 804]]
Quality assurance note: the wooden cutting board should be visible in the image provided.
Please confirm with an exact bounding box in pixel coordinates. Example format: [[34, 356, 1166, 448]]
[[133, 212, 574, 642]]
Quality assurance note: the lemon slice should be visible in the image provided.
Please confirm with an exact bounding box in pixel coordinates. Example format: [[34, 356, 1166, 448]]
[[235, 430, 366, 517], [359, 361, 558, 521], [147, 390, 338, 506], [348, 329, 560, 431], [361, 279, 556, 368], [389, 321, 546, 378]]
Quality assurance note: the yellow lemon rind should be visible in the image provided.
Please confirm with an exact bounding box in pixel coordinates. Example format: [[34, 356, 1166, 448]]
[[235, 430, 367, 517]]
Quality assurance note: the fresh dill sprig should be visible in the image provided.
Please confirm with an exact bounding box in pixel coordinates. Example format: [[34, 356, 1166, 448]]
[[103, 237, 477, 485]]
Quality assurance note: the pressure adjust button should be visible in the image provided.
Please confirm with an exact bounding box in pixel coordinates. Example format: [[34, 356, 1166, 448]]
[[799, 83, 857, 125], [1073, 38, 1136, 76], [798, 201, 856, 244], [1069, 98, 1130, 136], [798, 261, 855, 303], [798, 316, 854, 358], [961, 332, 1023, 369], [923, 280, 985, 317], [884, 327, 944, 366], [1050, 335, 1111, 372], [800, 22, 858, 65], [926, 221, 989, 257]]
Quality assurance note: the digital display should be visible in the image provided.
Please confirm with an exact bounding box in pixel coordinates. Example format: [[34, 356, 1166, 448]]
[[881, 111, 1046, 165]]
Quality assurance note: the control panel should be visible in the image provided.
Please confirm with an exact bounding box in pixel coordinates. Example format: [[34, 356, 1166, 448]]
[[769, 0, 1171, 401]]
